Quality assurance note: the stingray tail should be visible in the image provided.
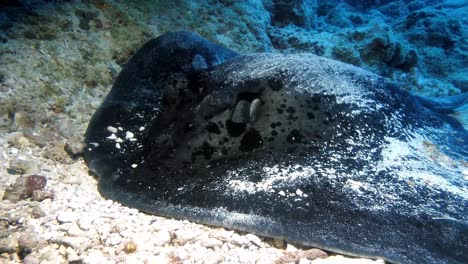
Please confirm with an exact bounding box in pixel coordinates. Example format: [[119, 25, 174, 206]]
[[416, 93, 468, 129], [451, 103, 468, 129], [415, 93, 468, 113]]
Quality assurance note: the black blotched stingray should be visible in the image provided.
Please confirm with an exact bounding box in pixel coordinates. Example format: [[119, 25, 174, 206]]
[[84, 31, 468, 264]]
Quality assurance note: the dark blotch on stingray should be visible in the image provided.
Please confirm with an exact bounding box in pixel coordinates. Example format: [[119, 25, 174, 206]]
[[226, 120, 246, 137], [268, 78, 283, 91], [307, 112, 315, 119], [287, 129, 304, 144], [239, 128, 263, 152], [193, 142, 216, 161], [286, 106, 296, 114], [84, 31, 468, 264], [205, 122, 221, 134]]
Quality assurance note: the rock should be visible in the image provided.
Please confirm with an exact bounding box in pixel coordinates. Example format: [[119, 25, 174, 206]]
[[49, 236, 89, 250], [209, 229, 233, 242], [43, 143, 71, 164], [82, 249, 109, 264], [65, 137, 85, 158], [405, 9, 462, 49], [106, 233, 122, 246], [23, 254, 40, 264], [56, 211, 77, 223], [18, 234, 46, 255], [38, 249, 61, 263], [123, 241, 138, 253], [31, 189, 54, 202], [276, 251, 299, 263], [5, 132, 30, 149], [174, 228, 203, 245], [77, 217, 92, 231], [377, 1, 409, 18], [108, 61, 122, 77], [272, 238, 286, 249], [152, 230, 171, 246], [4, 132, 25, 146], [299, 248, 328, 260], [0, 236, 18, 254], [7, 158, 38, 175], [449, 72, 468, 92], [230, 233, 248, 246], [67, 225, 83, 237], [286, 243, 298, 252], [3, 175, 47, 202], [197, 235, 223, 248], [202, 250, 224, 264], [332, 45, 361, 66], [22, 128, 59, 148], [244, 234, 262, 247], [144, 253, 176, 264], [267, 0, 317, 30], [65, 247, 79, 262], [12, 111, 34, 129]]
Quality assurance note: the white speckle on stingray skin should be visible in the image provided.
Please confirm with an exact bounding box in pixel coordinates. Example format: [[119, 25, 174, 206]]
[[125, 131, 134, 139], [107, 126, 118, 133]]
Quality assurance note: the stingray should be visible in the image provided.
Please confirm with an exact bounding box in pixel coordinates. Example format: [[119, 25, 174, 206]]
[[84, 31, 468, 263]]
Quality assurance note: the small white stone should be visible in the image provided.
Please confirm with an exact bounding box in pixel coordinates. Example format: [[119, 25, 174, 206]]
[[129, 138, 137, 142], [131, 164, 138, 168], [209, 229, 233, 241], [153, 230, 171, 246], [245, 234, 262, 247], [139, 126, 145, 131], [49, 236, 89, 250], [197, 235, 223, 248], [10, 148, 18, 154], [118, 127, 123, 131], [107, 133, 117, 140], [57, 212, 77, 223], [107, 126, 118, 133], [202, 251, 224, 264], [115, 137, 123, 143], [82, 249, 108, 264], [67, 225, 83, 236], [296, 189, 304, 196], [278, 190, 286, 196], [106, 233, 122, 246], [77, 218, 92, 231], [286, 243, 298, 252], [125, 131, 134, 139], [176, 248, 188, 260], [231, 233, 248, 246], [174, 228, 203, 245], [116, 143, 121, 149]]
